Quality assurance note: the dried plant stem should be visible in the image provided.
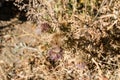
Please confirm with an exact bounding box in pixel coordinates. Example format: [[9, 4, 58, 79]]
[[92, 58, 102, 80]]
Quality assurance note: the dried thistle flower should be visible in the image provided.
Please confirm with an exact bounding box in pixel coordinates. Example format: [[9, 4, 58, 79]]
[[47, 46, 63, 61], [76, 62, 86, 70], [40, 23, 51, 32], [35, 23, 51, 35]]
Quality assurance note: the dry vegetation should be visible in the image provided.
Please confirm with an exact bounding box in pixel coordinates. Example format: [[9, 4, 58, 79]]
[[0, 0, 120, 80]]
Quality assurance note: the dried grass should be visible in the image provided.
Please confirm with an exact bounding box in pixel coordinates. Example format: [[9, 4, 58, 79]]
[[0, 0, 120, 80]]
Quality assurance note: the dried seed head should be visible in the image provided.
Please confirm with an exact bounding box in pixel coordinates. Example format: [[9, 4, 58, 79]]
[[35, 23, 51, 35], [76, 62, 86, 70], [40, 23, 51, 32], [48, 46, 63, 61]]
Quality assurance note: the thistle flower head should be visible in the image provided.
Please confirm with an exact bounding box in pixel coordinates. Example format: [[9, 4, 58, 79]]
[[47, 46, 63, 61], [35, 23, 51, 35]]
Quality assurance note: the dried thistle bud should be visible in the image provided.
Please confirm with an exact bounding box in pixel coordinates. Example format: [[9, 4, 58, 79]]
[[47, 46, 63, 61], [35, 23, 51, 35], [76, 62, 86, 70], [40, 23, 51, 32]]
